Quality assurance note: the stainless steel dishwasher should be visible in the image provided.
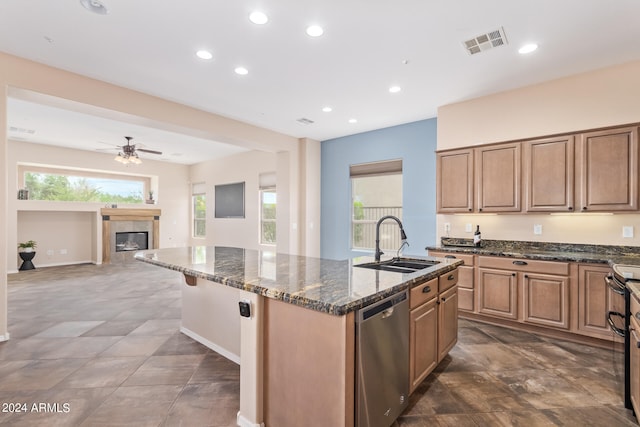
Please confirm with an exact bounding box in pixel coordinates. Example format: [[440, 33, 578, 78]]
[[356, 291, 409, 427]]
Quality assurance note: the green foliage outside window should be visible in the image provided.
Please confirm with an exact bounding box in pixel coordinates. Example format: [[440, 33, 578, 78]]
[[193, 194, 206, 238], [261, 189, 276, 244], [24, 172, 144, 203]]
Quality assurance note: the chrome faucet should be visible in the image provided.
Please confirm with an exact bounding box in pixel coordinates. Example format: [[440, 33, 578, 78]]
[[374, 215, 408, 262]]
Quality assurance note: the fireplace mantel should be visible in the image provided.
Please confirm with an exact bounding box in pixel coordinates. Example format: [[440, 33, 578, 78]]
[[101, 208, 161, 263]]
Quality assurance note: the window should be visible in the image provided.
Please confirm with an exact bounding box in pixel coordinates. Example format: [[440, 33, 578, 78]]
[[260, 188, 276, 245], [19, 165, 150, 203], [192, 183, 206, 238], [351, 160, 403, 251]]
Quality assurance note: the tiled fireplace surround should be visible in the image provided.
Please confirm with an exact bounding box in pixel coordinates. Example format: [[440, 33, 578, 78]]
[[101, 208, 160, 263]]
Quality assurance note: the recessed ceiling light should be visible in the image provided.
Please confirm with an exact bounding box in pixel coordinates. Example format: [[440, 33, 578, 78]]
[[249, 11, 268, 25], [518, 43, 538, 54], [196, 50, 213, 60], [322, 106, 333, 112], [348, 118, 357, 124], [80, 0, 108, 15], [306, 25, 324, 37], [389, 86, 402, 93], [234, 66, 249, 75]]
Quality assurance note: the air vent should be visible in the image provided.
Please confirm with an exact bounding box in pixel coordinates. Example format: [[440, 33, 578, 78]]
[[9, 126, 36, 134], [463, 27, 508, 55], [296, 117, 314, 125]]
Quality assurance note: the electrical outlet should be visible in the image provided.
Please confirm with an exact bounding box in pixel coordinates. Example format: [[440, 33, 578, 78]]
[[444, 223, 451, 234], [46, 250, 54, 256], [533, 224, 543, 235], [60, 249, 67, 255], [465, 223, 472, 233], [623, 226, 634, 238]]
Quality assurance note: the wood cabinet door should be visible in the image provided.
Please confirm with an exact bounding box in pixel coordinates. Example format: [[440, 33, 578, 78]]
[[577, 126, 638, 211], [577, 264, 622, 339], [524, 136, 575, 212], [409, 298, 438, 393], [522, 273, 569, 329], [477, 267, 518, 319], [476, 143, 521, 212], [438, 286, 458, 362], [437, 149, 474, 213]]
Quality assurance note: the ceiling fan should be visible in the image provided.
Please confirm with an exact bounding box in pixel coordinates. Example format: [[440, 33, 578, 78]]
[[112, 136, 162, 164]]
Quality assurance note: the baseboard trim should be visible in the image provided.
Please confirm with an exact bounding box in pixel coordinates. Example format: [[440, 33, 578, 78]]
[[236, 412, 264, 427], [179, 326, 240, 364]]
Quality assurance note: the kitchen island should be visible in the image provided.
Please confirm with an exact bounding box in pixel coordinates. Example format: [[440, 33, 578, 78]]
[[135, 246, 462, 427]]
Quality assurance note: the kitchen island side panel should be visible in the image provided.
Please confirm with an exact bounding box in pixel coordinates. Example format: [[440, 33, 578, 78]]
[[264, 297, 355, 427], [181, 277, 241, 362]]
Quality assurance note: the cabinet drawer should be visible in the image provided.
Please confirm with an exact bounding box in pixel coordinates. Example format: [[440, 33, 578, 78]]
[[410, 277, 438, 309], [429, 251, 475, 266], [439, 269, 458, 293], [478, 256, 569, 275]]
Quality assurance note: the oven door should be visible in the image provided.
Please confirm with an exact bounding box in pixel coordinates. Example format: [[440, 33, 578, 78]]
[[606, 274, 627, 337]]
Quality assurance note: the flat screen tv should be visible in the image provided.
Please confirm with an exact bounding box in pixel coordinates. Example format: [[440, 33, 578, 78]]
[[215, 182, 245, 218]]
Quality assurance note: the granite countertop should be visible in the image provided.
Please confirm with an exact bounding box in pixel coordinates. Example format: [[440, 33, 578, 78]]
[[425, 238, 640, 266], [135, 246, 463, 316]]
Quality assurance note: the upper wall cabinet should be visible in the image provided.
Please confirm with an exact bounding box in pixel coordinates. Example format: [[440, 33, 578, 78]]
[[436, 148, 474, 213], [524, 136, 575, 212], [576, 126, 638, 212], [475, 143, 521, 212]]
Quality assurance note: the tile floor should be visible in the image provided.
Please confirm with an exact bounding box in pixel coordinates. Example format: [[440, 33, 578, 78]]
[[2, 262, 638, 426]]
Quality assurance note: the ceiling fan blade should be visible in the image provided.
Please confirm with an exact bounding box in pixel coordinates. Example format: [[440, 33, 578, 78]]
[[137, 148, 163, 155]]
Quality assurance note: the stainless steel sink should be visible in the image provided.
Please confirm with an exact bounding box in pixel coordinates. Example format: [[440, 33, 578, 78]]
[[355, 258, 440, 273]]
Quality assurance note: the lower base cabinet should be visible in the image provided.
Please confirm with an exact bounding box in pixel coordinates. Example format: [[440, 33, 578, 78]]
[[438, 285, 458, 361], [409, 271, 459, 394]]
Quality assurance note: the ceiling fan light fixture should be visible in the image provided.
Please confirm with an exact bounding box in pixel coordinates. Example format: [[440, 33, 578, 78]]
[[79, 0, 109, 15]]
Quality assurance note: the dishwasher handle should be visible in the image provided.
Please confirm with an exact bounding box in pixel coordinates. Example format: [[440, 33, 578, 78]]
[[360, 292, 407, 322]]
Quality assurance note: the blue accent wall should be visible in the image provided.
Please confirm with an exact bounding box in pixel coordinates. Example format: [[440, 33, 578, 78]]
[[321, 118, 438, 260]]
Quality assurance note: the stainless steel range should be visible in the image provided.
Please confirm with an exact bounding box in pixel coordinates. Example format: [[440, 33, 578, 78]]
[[609, 264, 640, 413]]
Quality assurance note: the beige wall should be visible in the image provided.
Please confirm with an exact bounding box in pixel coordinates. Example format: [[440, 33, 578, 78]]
[[438, 60, 640, 149], [436, 60, 640, 247], [0, 52, 320, 341], [189, 150, 277, 251]]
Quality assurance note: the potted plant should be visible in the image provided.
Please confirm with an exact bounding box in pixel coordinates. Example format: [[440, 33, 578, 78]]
[[18, 240, 37, 253], [146, 190, 155, 204]]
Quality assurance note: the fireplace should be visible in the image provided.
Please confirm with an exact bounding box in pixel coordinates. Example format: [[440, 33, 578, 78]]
[[115, 231, 148, 252], [101, 208, 161, 264]]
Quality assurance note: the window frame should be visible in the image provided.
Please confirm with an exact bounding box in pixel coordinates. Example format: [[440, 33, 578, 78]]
[[350, 159, 403, 252], [260, 187, 277, 245], [192, 182, 206, 239], [18, 164, 151, 203]]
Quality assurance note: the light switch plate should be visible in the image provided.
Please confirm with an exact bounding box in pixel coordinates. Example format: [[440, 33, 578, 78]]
[[444, 223, 451, 234], [623, 226, 634, 238], [533, 224, 542, 235], [465, 223, 472, 233]]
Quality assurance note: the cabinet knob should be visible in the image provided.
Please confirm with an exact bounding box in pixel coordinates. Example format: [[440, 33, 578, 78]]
[[445, 255, 456, 259], [479, 208, 483, 212], [568, 206, 573, 211], [582, 206, 587, 211], [422, 286, 432, 293], [447, 274, 455, 281], [468, 208, 472, 212], [512, 273, 516, 277], [513, 260, 528, 266], [524, 274, 529, 279]]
